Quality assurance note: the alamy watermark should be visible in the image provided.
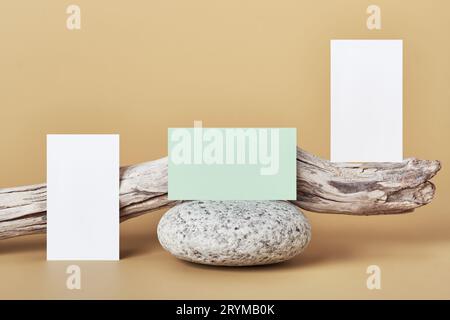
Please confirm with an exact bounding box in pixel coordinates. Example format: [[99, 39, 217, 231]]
[[170, 121, 280, 175], [366, 265, 381, 290], [66, 264, 81, 290], [66, 5, 81, 30], [367, 5, 381, 30]]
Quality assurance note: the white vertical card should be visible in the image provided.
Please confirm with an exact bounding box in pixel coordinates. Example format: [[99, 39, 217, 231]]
[[331, 40, 403, 162], [47, 134, 119, 260]]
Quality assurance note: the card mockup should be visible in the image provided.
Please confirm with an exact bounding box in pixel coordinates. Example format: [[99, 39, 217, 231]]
[[331, 40, 403, 162], [47, 134, 119, 260], [168, 125, 297, 200]]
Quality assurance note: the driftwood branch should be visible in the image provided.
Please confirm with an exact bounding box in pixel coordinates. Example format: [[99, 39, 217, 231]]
[[0, 148, 440, 240], [293, 149, 440, 214]]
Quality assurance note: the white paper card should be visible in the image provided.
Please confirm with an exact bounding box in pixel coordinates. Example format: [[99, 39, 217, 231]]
[[331, 40, 403, 162], [47, 134, 119, 260]]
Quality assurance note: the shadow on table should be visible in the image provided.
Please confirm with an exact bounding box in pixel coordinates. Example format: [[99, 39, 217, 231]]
[[175, 212, 450, 272]]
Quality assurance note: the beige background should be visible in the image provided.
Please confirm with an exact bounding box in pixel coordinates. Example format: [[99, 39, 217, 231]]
[[0, 0, 449, 299]]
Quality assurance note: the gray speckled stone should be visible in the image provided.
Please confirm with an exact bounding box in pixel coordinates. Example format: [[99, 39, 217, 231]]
[[157, 201, 311, 266]]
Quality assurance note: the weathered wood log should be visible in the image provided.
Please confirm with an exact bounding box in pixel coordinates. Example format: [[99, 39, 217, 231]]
[[0, 148, 440, 240], [293, 149, 440, 215]]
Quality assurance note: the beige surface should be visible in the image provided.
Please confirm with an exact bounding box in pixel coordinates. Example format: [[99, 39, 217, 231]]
[[0, 0, 449, 299]]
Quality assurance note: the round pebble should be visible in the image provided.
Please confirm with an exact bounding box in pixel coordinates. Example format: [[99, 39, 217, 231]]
[[157, 201, 311, 266]]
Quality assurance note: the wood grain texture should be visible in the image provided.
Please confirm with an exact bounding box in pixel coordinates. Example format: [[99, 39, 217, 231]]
[[0, 148, 441, 240], [293, 148, 440, 215]]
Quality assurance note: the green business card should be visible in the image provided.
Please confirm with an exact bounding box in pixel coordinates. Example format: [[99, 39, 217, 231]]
[[168, 124, 296, 200]]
